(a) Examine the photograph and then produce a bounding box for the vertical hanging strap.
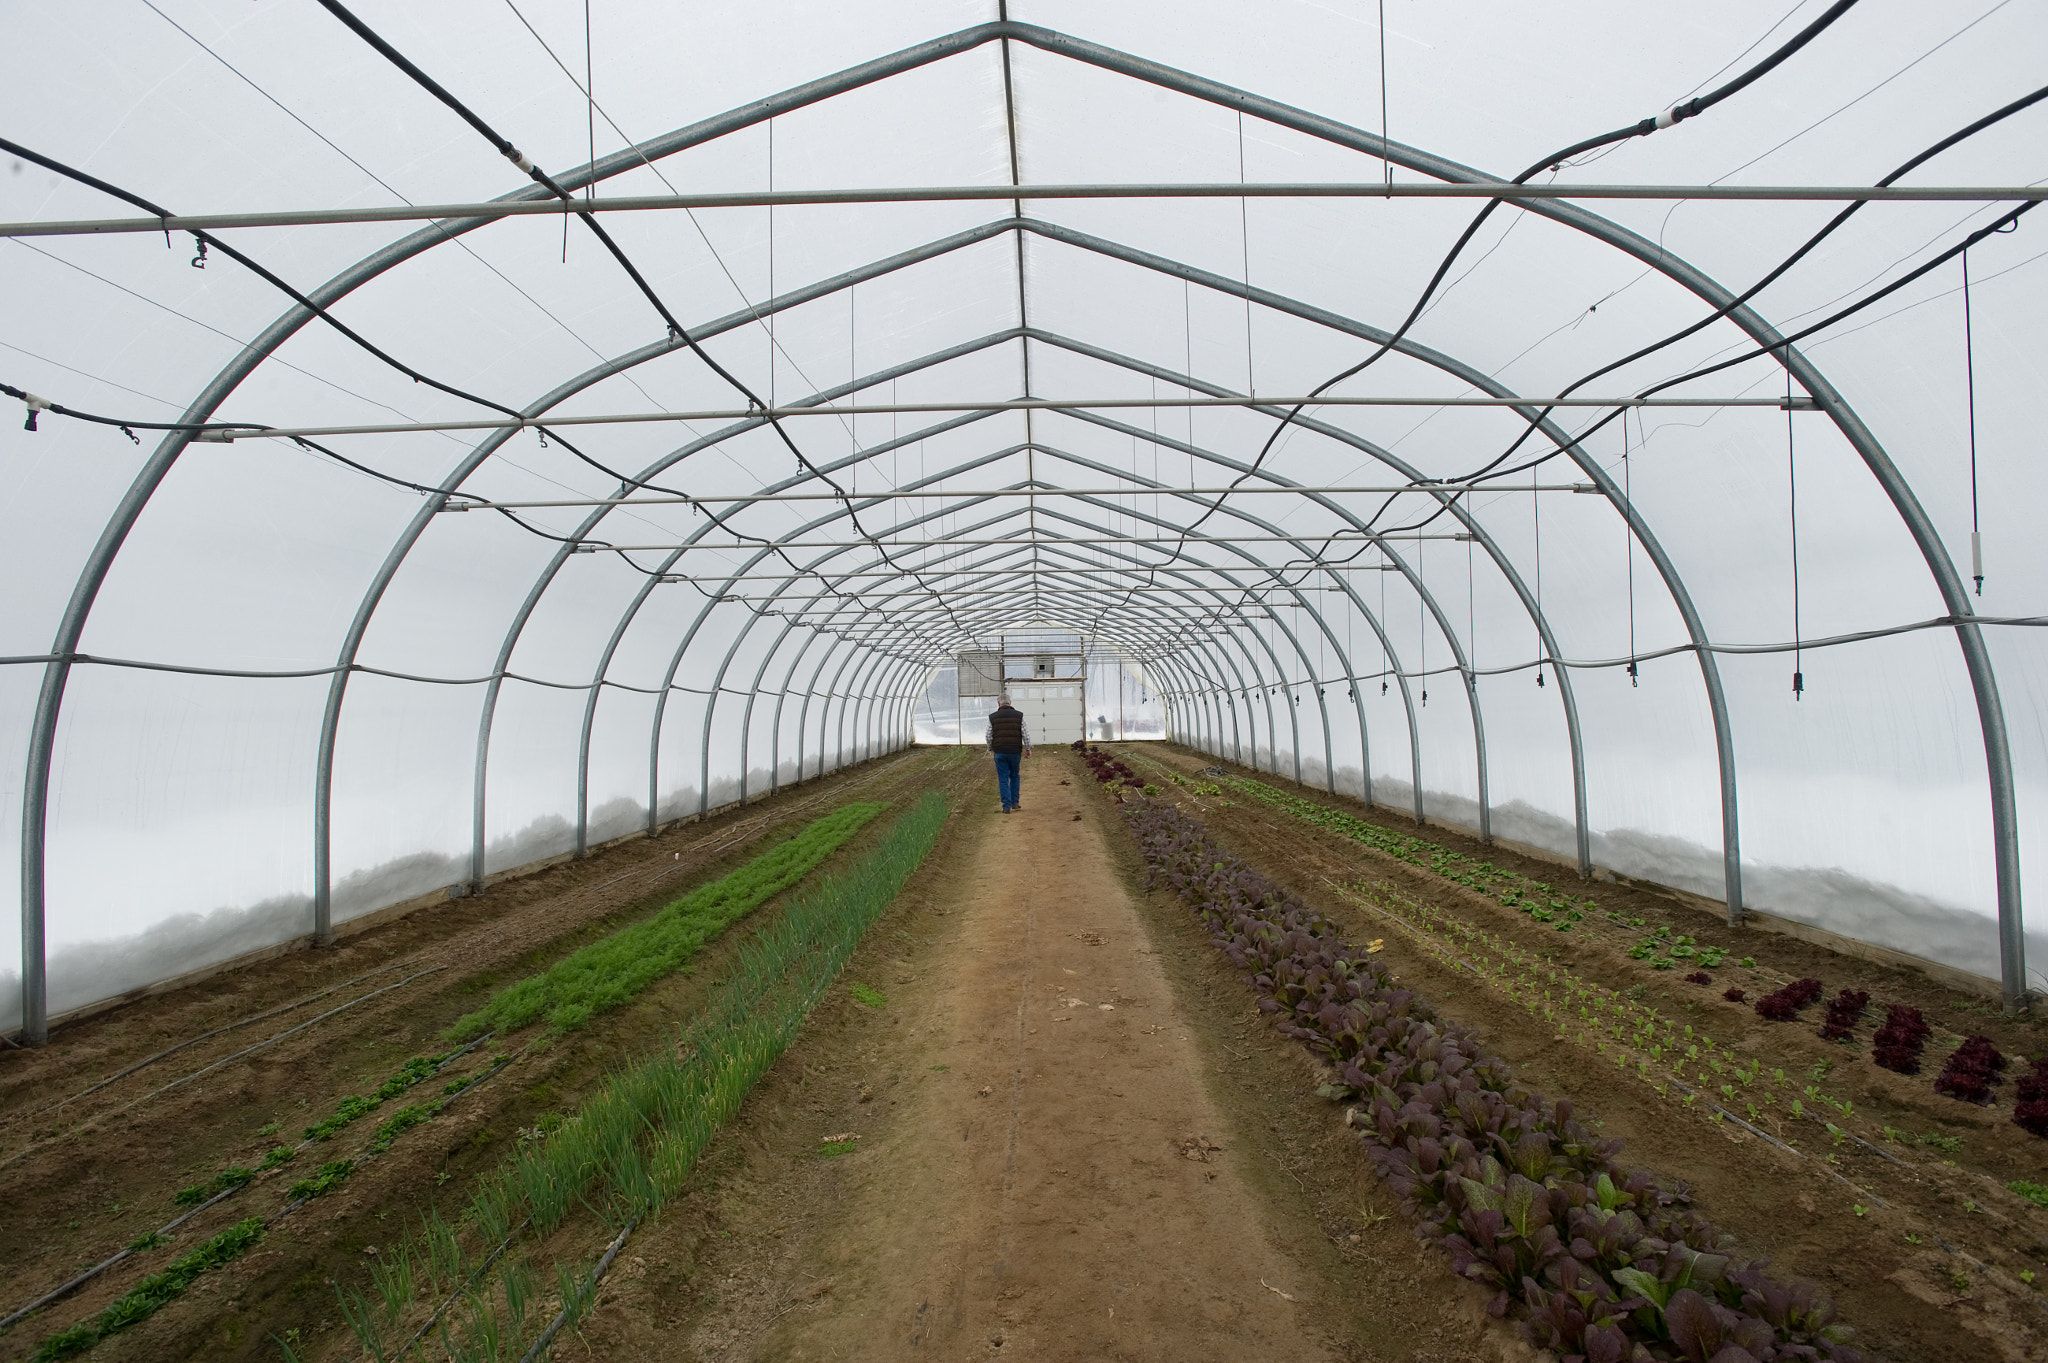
[1418,537,1427,707]
[1789,371,1803,699]
[1378,0,1391,193]
[1624,408,1638,686]
[1533,465,1544,687]
[1963,247,1983,595]
[1466,532,1476,690]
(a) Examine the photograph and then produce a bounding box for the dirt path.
[772,766,1344,1360]
[599,750,1500,1363]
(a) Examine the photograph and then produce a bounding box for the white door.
[1004,684,1084,745]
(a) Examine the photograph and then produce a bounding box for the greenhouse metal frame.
[5,3,2043,1047]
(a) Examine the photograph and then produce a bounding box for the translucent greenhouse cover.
[2,0,2044,1038]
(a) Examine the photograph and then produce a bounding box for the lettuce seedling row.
[1124,798,1870,1362]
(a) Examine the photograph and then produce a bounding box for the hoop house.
[4,0,2044,1045]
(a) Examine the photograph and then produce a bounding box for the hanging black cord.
[1789,371,1803,699]
[1141,0,1863,561]
[1379,80,2048,515]
[1963,247,1983,596]
[1624,408,1638,687]
[1403,80,2048,501]
[308,0,971,642]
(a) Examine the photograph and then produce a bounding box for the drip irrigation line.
[519,1215,637,1363]
[1360,80,2048,530]
[0,967,445,1172]
[17,958,414,1119]
[1,1036,500,1333]
[1421,194,2041,505]
[0,136,529,425]
[1133,0,1863,568]
[313,0,974,642]
[0,1181,244,1333]
[397,1215,534,1361]
[1789,371,1804,698]
[0,147,859,600]
[1963,247,1983,595]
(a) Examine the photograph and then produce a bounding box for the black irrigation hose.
[517,1215,637,1363]
[14,957,414,1120]
[1135,0,1864,571]
[309,0,977,641]
[0,1034,497,1333]
[0,146,871,599]
[1389,91,2048,508]
[0,966,444,1173]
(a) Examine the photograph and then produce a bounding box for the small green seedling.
[1851,1205,1867,1218]
[849,982,887,1008]
[2009,1180,2048,1209]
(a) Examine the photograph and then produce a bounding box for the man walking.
[985,693,1032,813]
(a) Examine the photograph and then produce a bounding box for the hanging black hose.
[1962,248,1983,596]
[1788,373,1804,699]
[1142,0,1865,561]
[308,0,977,642]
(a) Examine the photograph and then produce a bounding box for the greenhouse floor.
[2,744,2044,1361]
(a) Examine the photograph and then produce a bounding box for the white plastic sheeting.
[3,0,2044,1036]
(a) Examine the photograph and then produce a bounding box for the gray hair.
[998,693,1011,705]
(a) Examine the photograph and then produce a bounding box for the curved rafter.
[13,19,2030,1051]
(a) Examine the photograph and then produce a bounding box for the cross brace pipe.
[7,182,2040,238]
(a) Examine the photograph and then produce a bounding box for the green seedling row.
[449,800,886,1039]
[345,791,949,1361]
[1334,879,1881,1157]
[1219,775,1603,924]
[31,1219,265,1362]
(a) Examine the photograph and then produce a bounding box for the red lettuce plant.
[1933,1036,2005,1105]
[2013,1059,2048,1139]
[1817,989,1869,1043]
[1722,988,1746,1003]
[1124,801,1867,1363]
[1870,1005,1930,1075]
[1753,978,1823,1023]
[1684,971,1712,986]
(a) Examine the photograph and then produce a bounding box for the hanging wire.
[1467,530,1476,689]
[1418,538,1427,707]
[1380,565,1388,695]
[1963,247,1983,595]
[1789,370,1805,699]
[1238,110,1255,397]
[1378,0,1392,192]
[1625,409,1639,686]
[1533,463,1545,687]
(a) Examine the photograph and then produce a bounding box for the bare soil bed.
[1119,741,2048,1363]
[0,747,966,1362]
[8,739,2044,1362]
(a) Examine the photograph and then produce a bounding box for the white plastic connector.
[1971,531,1983,580]
[505,148,534,174]
[23,393,51,413]
[1655,108,1679,130]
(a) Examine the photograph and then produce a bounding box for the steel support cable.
[311,0,981,645]
[1119,0,1864,569]
[1386,81,2048,507]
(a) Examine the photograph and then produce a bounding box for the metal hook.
[190,238,209,269]
[120,425,139,445]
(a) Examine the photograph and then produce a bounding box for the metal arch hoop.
[18,23,2025,1044]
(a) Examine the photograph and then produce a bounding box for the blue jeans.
[992,750,1022,810]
